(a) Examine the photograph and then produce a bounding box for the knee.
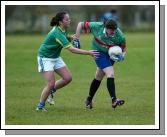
[47,80,55,89]
[107,74,115,78]
[95,74,104,81]
[95,73,104,81]
[105,72,114,78]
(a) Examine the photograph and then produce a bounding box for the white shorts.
[37,56,66,72]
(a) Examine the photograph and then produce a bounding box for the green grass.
[5,32,155,125]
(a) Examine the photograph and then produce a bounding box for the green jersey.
[81,22,126,53]
[38,26,72,58]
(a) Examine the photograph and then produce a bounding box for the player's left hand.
[116,55,125,61]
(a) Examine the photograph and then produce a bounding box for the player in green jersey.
[76,18,126,109]
[36,11,99,111]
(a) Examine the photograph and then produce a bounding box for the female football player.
[75,18,126,109]
[36,11,99,111]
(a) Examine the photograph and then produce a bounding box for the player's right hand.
[69,34,78,40]
[89,50,100,59]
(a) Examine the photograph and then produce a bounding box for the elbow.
[77,22,82,30]
[78,22,82,26]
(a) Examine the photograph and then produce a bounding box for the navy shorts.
[95,52,115,69]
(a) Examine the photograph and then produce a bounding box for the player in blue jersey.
[102,9,119,23]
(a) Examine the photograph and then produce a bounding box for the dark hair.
[110,9,117,14]
[50,11,68,26]
[105,19,117,30]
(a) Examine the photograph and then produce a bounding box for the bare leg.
[103,66,115,78]
[40,71,55,103]
[95,67,105,80]
[54,66,72,90]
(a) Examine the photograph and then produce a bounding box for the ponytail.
[50,16,58,26]
[50,11,67,27]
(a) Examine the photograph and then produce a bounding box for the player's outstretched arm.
[67,46,99,58]
[75,22,82,38]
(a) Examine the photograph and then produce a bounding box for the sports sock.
[107,77,117,102]
[51,88,57,94]
[87,79,101,101]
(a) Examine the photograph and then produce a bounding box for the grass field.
[5,32,155,125]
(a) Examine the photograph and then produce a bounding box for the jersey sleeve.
[120,37,126,52]
[117,28,126,52]
[81,22,99,33]
[55,33,72,49]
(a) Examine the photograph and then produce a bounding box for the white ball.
[108,46,122,61]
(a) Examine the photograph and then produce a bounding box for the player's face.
[106,28,116,35]
[62,14,71,28]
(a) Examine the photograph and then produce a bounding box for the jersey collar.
[104,28,117,37]
[58,26,66,32]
